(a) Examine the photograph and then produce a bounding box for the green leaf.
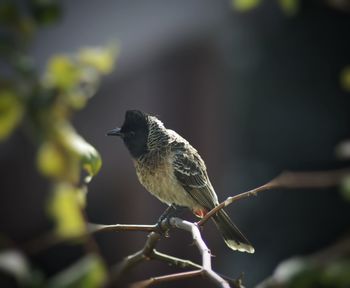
[37,141,66,179]
[13,53,35,76]
[78,45,118,74]
[58,124,102,183]
[46,55,81,90]
[340,66,350,92]
[0,1,19,25]
[340,175,350,202]
[29,0,61,26]
[322,260,350,286]
[37,123,101,184]
[48,183,86,238]
[278,0,299,16]
[0,90,23,141]
[47,254,106,288]
[232,0,261,12]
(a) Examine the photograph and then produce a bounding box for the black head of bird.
[107,110,149,158]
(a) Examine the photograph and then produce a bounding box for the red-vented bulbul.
[107,110,254,253]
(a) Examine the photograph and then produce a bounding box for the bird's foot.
[156,204,187,235]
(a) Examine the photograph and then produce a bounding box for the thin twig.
[152,249,202,269]
[130,270,203,288]
[88,223,157,233]
[24,223,157,255]
[198,168,350,226]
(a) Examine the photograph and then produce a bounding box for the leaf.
[274,257,308,283]
[66,90,89,110]
[340,175,350,202]
[29,0,61,26]
[232,0,261,12]
[46,55,81,90]
[0,250,30,283]
[47,254,106,288]
[0,1,19,25]
[37,123,101,184]
[278,0,299,16]
[0,90,23,141]
[37,141,66,179]
[78,45,118,74]
[48,183,86,238]
[340,66,350,92]
[322,260,350,287]
[335,140,350,159]
[58,124,102,183]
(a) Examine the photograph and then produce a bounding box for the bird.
[107,110,254,253]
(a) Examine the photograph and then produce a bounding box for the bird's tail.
[212,209,254,253]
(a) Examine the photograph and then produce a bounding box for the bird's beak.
[106,127,123,136]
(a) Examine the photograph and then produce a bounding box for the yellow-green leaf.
[278,0,299,16]
[37,142,66,179]
[46,55,80,90]
[232,0,261,12]
[341,175,350,202]
[47,254,106,288]
[340,66,350,92]
[66,90,88,110]
[78,45,118,74]
[0,90,23,141]
[57,124,102,183]
[36,140,81,184]
[48,183,86,238]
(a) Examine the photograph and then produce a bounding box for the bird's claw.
[155,204,187,235]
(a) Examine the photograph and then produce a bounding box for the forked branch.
[97,167,349,287]
[107,218,239,288]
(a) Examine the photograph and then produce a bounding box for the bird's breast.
[133,150,199,208]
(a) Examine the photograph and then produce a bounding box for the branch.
[151,250,240,286]
[109,231,161,282]
[88,223,157,233]
[152,250,202,269]
[130,270,202,288]
[107,218,242,288]
[170,218,231,288]
[198,168,350,226]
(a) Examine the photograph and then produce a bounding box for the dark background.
[1,0,350,287]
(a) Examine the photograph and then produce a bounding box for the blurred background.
[1,0,350,287]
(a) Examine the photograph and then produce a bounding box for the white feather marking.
[226,240,255,253]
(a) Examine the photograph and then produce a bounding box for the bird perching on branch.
[107,110,254,253]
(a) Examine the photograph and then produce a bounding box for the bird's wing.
[171,142,218,209]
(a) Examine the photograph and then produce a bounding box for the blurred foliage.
[48,184,87,238]
[336,140,350,160]
[0,249,44,287]
[277,0,299,16]
[47,254,106,288]
[231,0,299,15]
[232,0,262,12]
[0,0,117,287]
[340,66,350,92]
[258,240,350,288]
[29,0,62,26]
[335,140,350,201]
[340,175,350,202]
[0,90,24,140]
